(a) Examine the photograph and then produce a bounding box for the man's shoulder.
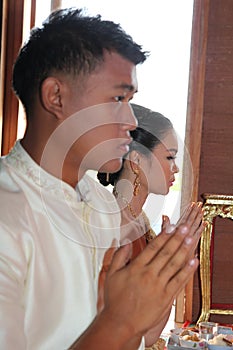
[0,156,31,227]
[0,156,21,193]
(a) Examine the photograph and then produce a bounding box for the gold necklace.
[113,188,155,243]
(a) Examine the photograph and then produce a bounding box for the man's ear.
[40,77,63,119]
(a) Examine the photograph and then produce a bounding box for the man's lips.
[118,138,132,153]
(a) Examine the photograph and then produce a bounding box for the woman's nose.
[173,162,179,173]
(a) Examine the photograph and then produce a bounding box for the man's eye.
[114,96,125,102]
[167,156,176,160]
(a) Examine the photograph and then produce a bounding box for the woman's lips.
[169,178,175,186]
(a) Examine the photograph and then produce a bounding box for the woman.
[97,104,203,347]
[98,103,181,257]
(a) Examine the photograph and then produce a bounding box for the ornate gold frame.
[197,193,233,324]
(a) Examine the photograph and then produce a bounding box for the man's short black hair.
[12,8,148,115]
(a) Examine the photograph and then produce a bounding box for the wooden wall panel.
[200,112,233,194]
[176,0,210,324]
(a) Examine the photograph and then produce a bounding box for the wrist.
[69,309,143,350]
[98,307,143,347]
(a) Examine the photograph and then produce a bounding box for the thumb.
[102,239,118,272]
[97,239,118,314]
[108,239,132,274]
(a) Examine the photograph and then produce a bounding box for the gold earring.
[133,169,140,196]
[106,173,110,182]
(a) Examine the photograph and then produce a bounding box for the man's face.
[59,51,139,178]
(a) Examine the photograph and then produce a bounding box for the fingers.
[131,204,203,281]
[132,223,200,291]
[185,202,204,236]
[167,256,199,295]
[188,202,202,222]
[155,230,197,282]
[182,220,207,265]
[134,224,190,267]
[177,202,204,237]
[151,225,195,268]
[179,202,201,223]
[191,220,207,249]
[101,225,200,336]
[161,202,204,240]
[176,202,194,226]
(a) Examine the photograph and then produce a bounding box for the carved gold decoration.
[197,193,233,324]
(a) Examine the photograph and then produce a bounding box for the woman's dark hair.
[97,103,173,186]
[12,8,148,115]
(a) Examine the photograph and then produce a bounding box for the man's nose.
[120,103,138,131]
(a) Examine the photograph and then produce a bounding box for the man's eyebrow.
[115,83,138,93]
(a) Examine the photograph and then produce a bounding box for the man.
[0,8,203,349]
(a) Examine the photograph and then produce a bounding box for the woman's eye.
[114,96,125,102]
[167,156,176,160]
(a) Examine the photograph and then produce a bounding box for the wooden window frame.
[0,0,35,155]
[175,0,210,325]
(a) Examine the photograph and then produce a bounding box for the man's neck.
[21,136,85,189]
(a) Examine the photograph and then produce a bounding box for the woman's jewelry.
[133,169,140,196]
[141,211,156,242]
[113,188,155,242]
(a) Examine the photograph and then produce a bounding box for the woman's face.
[141,129,179,195]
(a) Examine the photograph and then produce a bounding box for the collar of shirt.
[5,140,91,203]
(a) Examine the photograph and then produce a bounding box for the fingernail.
[189,258,196,266]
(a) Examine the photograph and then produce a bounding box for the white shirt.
[0,141,134,349]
